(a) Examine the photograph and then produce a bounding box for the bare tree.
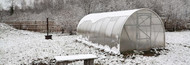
[0,4,2,22]
[81,0,93,14]
[9,0,15,15]
[21,0,27,10]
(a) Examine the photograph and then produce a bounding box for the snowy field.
[0,23,190,65]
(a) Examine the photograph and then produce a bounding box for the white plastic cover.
[77,8,165,52]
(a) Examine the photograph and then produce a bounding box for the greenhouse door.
[136,13,152,50]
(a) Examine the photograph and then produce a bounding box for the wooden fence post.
[19,21,22,30]
[35,21,37,32]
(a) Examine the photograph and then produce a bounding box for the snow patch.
[1,23,190,65]
[77,38,120,54]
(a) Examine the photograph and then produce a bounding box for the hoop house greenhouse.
[77,8,165,52]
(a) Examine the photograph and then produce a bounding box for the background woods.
[0,0,190,32]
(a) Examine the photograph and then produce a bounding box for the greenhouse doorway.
[136,13,152,50]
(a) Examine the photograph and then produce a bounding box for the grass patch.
[122,48,169,59]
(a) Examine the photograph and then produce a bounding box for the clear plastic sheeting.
[77,8,165,52]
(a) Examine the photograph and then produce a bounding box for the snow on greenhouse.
[77,8,165,52]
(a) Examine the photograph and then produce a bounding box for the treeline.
[0,0,190,31]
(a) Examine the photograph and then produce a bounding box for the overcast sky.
[0,0,11,10]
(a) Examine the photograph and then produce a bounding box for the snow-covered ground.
[0,23,190,65]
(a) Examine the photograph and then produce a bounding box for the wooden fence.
[4,21,62,33]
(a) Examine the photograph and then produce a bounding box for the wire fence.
[4,21,62,33]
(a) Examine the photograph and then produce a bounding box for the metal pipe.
[47,18,49,35]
